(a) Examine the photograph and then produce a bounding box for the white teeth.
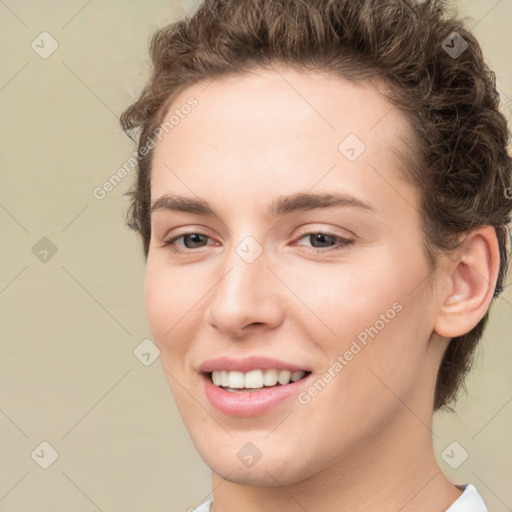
[227,371,245,389]
[210,368,307,390]
[277,370,291,385]
[244,369,264,388]
[263,368,278,386]
[212,371,221,386]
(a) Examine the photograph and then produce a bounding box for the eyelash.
[162,229,354,254]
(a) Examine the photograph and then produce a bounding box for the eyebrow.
[150,192,375,217]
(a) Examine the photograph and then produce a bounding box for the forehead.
[151,65,415,204]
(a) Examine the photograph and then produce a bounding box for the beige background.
[0,1,511,510]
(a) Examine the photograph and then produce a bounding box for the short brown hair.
[120,0,512,411]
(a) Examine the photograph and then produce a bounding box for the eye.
[294,231,353,253]
[162,230,353,254]
[163,231,215,253]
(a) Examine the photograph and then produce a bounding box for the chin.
[217,466,283,486]
[196,440,317,487]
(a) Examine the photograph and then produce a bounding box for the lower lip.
[202,373,311,417]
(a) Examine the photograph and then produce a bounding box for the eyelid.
[161,224,214,241]
[294,223,356,239]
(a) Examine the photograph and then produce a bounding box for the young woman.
[120,1,511,510]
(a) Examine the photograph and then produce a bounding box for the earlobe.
[434,226,500,338]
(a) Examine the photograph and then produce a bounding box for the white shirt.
[190,483,488,512]
[446,484,488,512]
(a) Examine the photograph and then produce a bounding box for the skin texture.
[145,65,499,511]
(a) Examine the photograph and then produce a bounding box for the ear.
[434,226,500,338]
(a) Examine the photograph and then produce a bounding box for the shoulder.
[445,484,488,512]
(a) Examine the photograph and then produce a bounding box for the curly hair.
[119,0,512,411]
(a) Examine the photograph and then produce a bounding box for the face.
[145,66,445,486]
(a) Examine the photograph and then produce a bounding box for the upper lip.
[199,356,311,373]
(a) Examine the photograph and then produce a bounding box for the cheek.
[286,256,412,347]
[144,263,169,340]
[295,303,431,448]
[143,259,198,352]
[290,246,432,389]
[323,289,432,415]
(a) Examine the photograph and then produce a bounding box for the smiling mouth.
[208,369,312,392]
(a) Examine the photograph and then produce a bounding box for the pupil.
[311,233,333,247]
[185,233,206,248]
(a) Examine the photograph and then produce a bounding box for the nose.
[204,241,285,339]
